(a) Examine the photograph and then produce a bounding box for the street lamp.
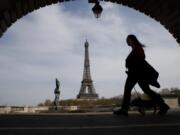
[91,0,103,18]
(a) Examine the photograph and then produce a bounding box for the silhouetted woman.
[114,34,169,116]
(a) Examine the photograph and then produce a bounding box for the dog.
[130,97,158,115]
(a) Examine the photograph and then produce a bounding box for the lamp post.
[91,0,103,18]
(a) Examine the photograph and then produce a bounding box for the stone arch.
[0,0,180,44]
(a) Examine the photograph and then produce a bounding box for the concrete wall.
[0,106,49,114]
[164,98,179,109]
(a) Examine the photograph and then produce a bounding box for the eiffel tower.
[77,40,99,99]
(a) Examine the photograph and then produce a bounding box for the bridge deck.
[1,111,180,135]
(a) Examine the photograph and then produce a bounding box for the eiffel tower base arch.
[77,93,99,100]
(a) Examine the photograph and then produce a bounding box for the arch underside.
[0,0,180,44]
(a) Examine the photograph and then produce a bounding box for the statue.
[54,78,60,110]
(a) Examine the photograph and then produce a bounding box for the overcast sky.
[0,0,179,106]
